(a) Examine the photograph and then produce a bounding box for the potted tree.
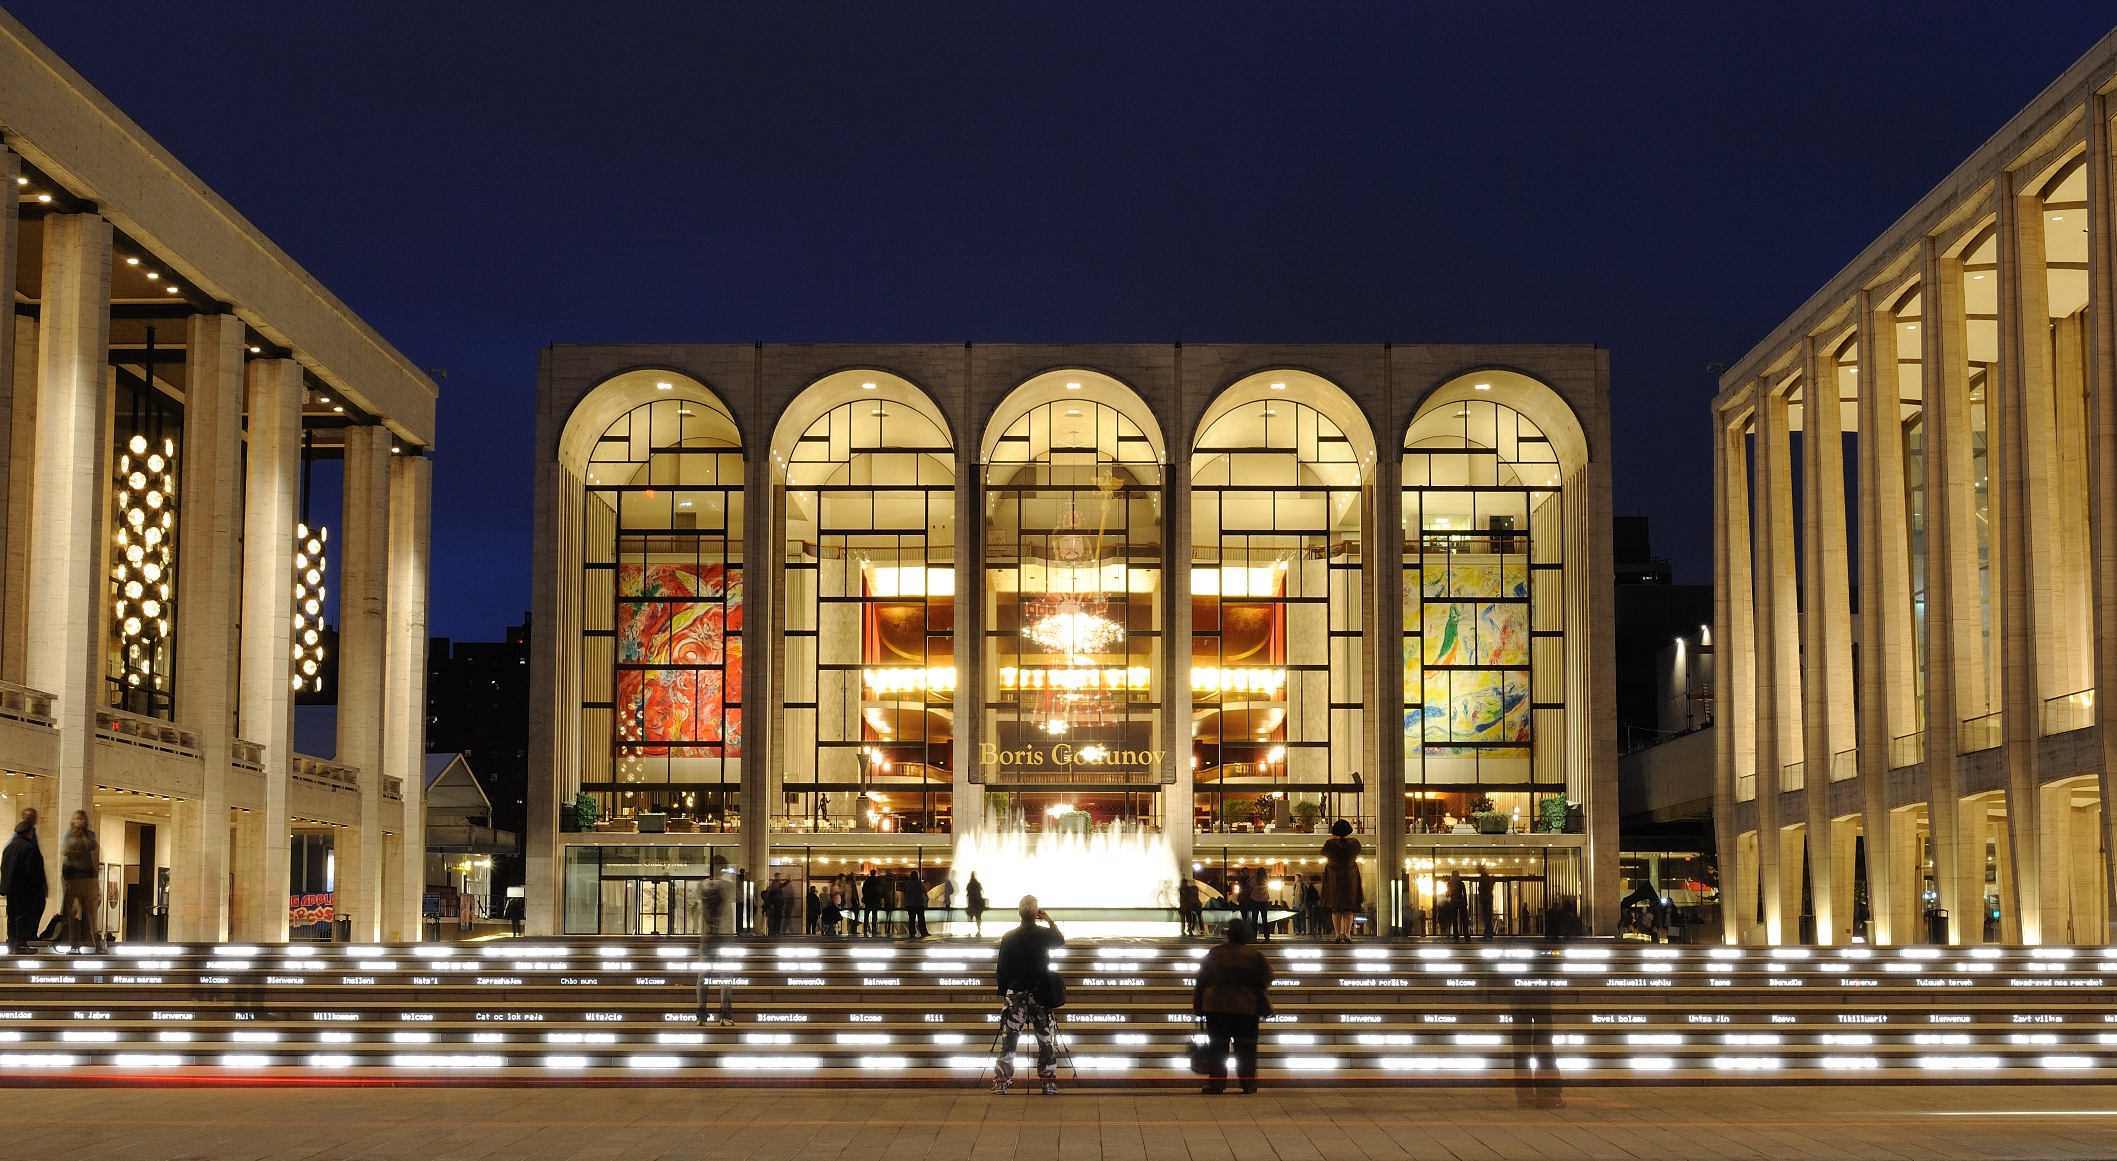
[1291,800,1323,833]
[573,792,599,833]
[1469,794,1509,835]
[1217,797,1257,832]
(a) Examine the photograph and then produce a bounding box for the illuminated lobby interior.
[529,346,1617,936]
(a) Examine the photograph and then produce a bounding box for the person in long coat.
[1319,818,1362,942]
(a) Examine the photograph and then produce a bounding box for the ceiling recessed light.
[12,177,23,186]
[144,271,158,280]
[1474,383,1490,391]
[1065,382,1082,391]
[1269,382,1285,391]
[1262,408,1278,416]
[35,194,49,203]
[655,382,672,391]
[861,381,877,390]
[332,406,344,413]
[319,396,330,403]
[125,257,139,266]
[391,446,402,454]
[165,286,178,293]
[248,346,261,353]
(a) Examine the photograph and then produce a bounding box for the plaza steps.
[0,937,2109,1085]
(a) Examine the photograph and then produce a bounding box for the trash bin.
[1923,908,1949,944]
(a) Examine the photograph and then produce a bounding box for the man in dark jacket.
[1193,917,1274,1093]
[861,871,887,937]
[0,809,45,954]
[902,874,928,939]
[992,895,1065,1095]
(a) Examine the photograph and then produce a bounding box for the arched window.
[577,382,745,830]
[776,373,955,836]
[1402,387,1568,831]
[982,372,1166,831]
[1190,380,1369,835]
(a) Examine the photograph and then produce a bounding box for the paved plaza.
[0,1084,2113,1160]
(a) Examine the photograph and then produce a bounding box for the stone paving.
[0,1083,2114,1160]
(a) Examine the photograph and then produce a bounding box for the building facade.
[529,344,1617,936]
[0,13,437,942]
[1714,30,2117,946]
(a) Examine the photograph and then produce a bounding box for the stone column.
[739,383,773,882]
[1166,429,1195,890]
[167,311,246,942]
[385,451,432,940]
[337,423,393,942]
[1922,236,1979,942]
[1996,172,2054,942]
[25,212,113,916]
[1371,440,1406,932]
[0,147,20,687]
[1799,340,1856,943]
[1713,402,1752,943]
[1855,291,1917,944]
[950,432,983,841]
[1751,383,1800,942]
[237,358,301,942]
[2088,93,2117,945]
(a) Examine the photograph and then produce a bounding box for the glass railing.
[1958,712,2001,754]
[1779,760,1805,793]
[1829,748,1857,782]
[1735,770,1756,802]
[1889,730,1925,769]
[2042,689,2094,736]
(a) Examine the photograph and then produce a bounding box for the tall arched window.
[1191,382,1369,834]
[1402,390,1567,829]
[579,386,745,830]
[777,374,955,835]
[982,374,1165,831]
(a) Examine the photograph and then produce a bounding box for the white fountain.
[950,822,1180,936]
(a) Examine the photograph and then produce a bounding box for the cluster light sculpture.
[291,523,329,692]
[112,434,176,691]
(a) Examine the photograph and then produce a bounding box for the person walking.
[1193,917,1273,1094]
[861,870,887,938]
[1476,867,1496,940]
[966,872,988,937]
[697,867,737,1025]
[1445,871,1468,941]
[903,873,929,939]
[1320,819,1362,942]
[1178,877,1203,937]
[0,808,44,954]
[805,885,823,935]
[58,810,100,950]
[992,895,1065,1095]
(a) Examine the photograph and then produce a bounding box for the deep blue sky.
[13,3,2115,641]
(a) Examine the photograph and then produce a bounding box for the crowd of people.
[752,868,983,938]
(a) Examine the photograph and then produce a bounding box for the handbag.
[1188,1016,1217,1076]
[1033,968,1067,1009]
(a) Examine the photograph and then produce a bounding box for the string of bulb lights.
[112,434,176,693]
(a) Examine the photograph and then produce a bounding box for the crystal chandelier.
[1023,499,1123,664]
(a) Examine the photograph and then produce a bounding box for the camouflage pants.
[994,990,1056,1079]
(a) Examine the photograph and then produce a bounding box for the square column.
[1713,401,1757,943]
[1798,340,1856,942]
[167,311,247,942]
[1751,384,1801,942]
[1165,423,1195,883]
[236,358,302,942]
[2088,92,2117,944]
[337,423,394,942]
[1855,291,1917,943]
[0,147,21,687]
[25,212,112,913]
[1371,442,1405,931]
[385,451,432,940]
[950,435,984,840]
[740,393,773,883]
[1921,236,1980,942]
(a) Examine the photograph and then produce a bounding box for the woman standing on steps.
[1320,818,1362,942]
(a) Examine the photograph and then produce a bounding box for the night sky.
[11,3,2115,642]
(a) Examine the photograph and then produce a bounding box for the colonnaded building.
[1714,31,2117,946]
[0,14,437,942]
[528,345,1617,936]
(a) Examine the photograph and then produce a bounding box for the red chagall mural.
[616,563,742,755]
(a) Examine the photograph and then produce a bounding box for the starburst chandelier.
[1023,601,1123,661]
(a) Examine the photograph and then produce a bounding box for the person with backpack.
[1193,917,1274,1093]
[991,895,1064,1095]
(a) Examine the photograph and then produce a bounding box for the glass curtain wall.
[983,396,1165,830]
[1402,399,1565,833]
[578,395,745,833]
[1190,398,1364,835]
[779,395,956,836]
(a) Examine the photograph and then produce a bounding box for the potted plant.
[1537,795,1570,834]
[1217,797,1256,831]
[573,792,599,833]
[1469,794,1509,835]
[1292,800,1323,832]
